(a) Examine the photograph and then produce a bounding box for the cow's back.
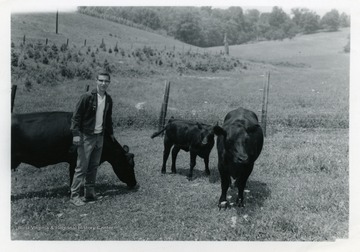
[224,107,259,127]
[12,112,74,168]
[166,120,201,146]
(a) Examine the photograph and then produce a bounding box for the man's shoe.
[70,197,86,206]
[84,195,103,203]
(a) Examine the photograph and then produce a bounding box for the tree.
[242,9,260,41]
[201,17,223,47]
[339,12,350,27]
[269,7,289,28]
[174,11,203,46]
[321,9,340,31]
[227,6,245,30]
[267,7,295,40]
[291,8,320,34]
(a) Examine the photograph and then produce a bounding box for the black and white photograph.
[1,0,359,251]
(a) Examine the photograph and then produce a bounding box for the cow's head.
[198,123,216,145]
[214,120,260,165]
[102,134,138,189]
[191,123,216,152]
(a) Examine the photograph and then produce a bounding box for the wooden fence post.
[85,84,89,92]
[23,35,26,44]
[11,85,17,113]
[84,39,87,46]
[66,38,69,46]
[224,32,229,55]
[158,80,171,135]
[261,71,270,137]
[55,10,59,34]
[45,38,48,45]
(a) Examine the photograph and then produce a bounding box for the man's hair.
[97,71,110,81]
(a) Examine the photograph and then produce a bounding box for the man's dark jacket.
[71,88,113,137]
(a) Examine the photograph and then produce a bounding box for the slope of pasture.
[11,12,196,50]
[10,14,349,241]
[211,29,350,129]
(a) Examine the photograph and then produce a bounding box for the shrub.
[344,41,350,53]
[60,43,68,52]
[34,49,42,61]
[75,63,93,80]
[27,47,35,59]
[47,50,54,59]
[73,53,80,62]
[25,78,32,90]
[19,60,27,70]
[100,39,107,51]
[103,59,111,73]
[120,48,125,57]
[42,56,49,65]
[59,63,75,78]
[35,41,42,51]
[142,46,155,57]
[11,50,19,67]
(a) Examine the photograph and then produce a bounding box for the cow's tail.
[151,117,175,139]
[151,127,167,139]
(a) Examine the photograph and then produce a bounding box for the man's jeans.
[70,132,103,199]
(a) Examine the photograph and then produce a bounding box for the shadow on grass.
[11,183,137,202]
[227,180,271,215]
[175,167,214,180]
[208,168,271,213]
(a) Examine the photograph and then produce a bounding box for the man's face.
[97,74,110,93]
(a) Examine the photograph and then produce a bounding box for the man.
[70,71,114,206]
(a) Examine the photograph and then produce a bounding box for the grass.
[10,12,349,241]
[11,127,348,241]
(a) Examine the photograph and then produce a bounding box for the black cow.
[11,111,137,189]
[214,107,263,208]
[151,118,215,180]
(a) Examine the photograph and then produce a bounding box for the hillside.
[11,11,243,91]
[11,12,196,50]
[210,28,350,69]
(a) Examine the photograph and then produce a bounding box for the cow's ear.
[247,124,260,133]
[214,125,226,136]
[123,145,129,153]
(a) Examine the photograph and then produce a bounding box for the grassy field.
[10,12,349,241]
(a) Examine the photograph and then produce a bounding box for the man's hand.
[73,136,81,145]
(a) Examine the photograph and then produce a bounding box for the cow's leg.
[218,163,230,208]
[236,163,254,207]
[161,140,172,174]
[171,145,180,174]
[188,152,197,180]
[203,155,210,176]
